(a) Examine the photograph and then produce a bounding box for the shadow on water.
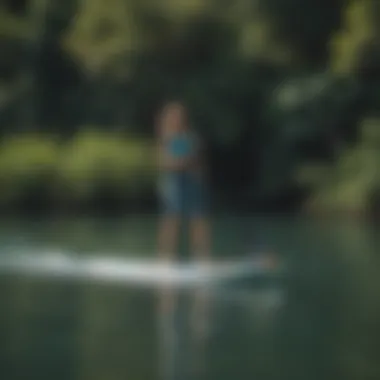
[0,216,379,380]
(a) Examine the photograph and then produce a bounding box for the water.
[0,216,379,380]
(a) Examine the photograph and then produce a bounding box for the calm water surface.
[0,216,379,380]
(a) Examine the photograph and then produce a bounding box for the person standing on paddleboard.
[156,101,210,261]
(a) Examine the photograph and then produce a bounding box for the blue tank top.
[166,133,195,158]
[162,132,203,179]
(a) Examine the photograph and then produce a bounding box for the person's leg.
[189,177,211,260]
[157,217,179,375]
[190,216,211,261]
[190,219,211,378]
[157,215,180,261]
[188,178,212,376]
[157,215,179,321]
[157,174,182,260]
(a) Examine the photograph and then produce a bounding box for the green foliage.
[1,0,377,212]
[0,8,28,38]
[55,129,156,204]
[258,0,342,66]
[360,117,380,146]
[0,131,155,209]
[0,134,58,205]
[295,164,332,187]
[306,117,380,213]
[63,0,143,77]
[329,0,379,76]
[59,0,341,80]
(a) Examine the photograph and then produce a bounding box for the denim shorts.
[159,172,207,217]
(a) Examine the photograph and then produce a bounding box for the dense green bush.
[0,134,58,206]
[0,131,156,210]
[305,117,380,214]
[55,130,156,205]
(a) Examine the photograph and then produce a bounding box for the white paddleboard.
[0,250,281,287]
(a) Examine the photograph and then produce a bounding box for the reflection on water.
[0,216,379,380]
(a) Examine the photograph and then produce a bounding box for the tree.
[329,0,380,76]
[258,0,343,67]
[63,0,143,78]
[225,0,296,65]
